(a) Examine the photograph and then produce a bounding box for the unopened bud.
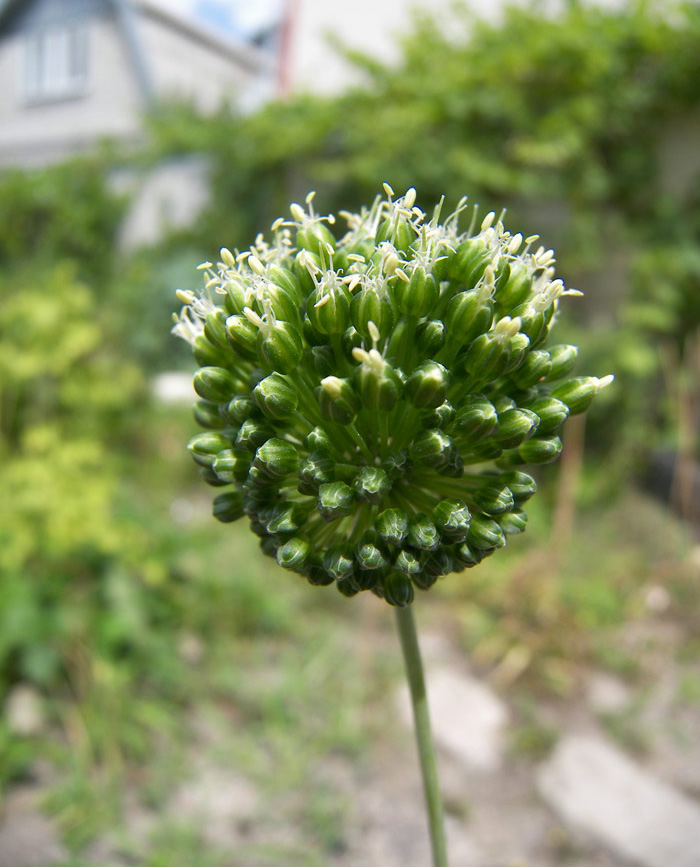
[468,513,506,550]
[318,481,354,521]
[433,499,471,540]
[473,481,515,515]
[410,429,455,469]
[277,537,311,572]
[451,395,498,441]
[212,490,244,523]
[354,466,391,504]
[253,372,298,419]
[376,508,409,545]
[518,434,563,464]
[383,571,414,607]
[318,376,360,424]
[495,408,540,449]
[407,513,440,550]
[194,367,238,404]
[406,361,450,409]
[253,438,299,478]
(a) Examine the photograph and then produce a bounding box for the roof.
[0,0,271,104]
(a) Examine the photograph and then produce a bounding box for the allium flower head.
[174,186,612,606]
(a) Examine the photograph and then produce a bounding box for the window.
[24,25,89,103]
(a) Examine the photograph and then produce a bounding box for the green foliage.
[0,263,152,688]
[0,157,125,283]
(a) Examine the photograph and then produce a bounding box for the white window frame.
[24,24,89,104]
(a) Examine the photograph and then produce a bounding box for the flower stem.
[394,604,449,867]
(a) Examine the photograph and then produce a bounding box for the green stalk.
[394,604,449,867]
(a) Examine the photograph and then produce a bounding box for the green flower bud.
[444,237,490,285]
[494,408,540,449]
[376,215,415,253]
[395,549,422,575]
[309,345,335,377]
[550,376,611,415]
[473,481,514,515]
[421,401,455,430]
[253,438,299,478]
[353,349,403,412]
[307,565,335,586]
[356,534,389,571]
[504,332,531,373]
[354,466,391,504]
[323,544,355,582]
[415,319,446,356]
[407,513,440,551]
[510,349,552,389]
[463,333,510,381]
[295,219,336,257]
[193,399,227,430]
[307,283,351,335]
[342,325,363,358]
[265,502,307,535]
[265,284,302,325]
[498,510,527,535]
[382,449,409,480]
[351,286,395,340]
[527,396,569,434]
[225,315,258,359]
[192,334,229,368]
[199,465,229,487]
[518,435,563,464]
[223,279,246,315]
[194,367,238,404]
[412,570,438,591]
[318,481,354,521]
[212,448,250,483]
[395,265,438,317]
[468,513,506,550]
[451,395,498,442]
[406,361,450,409]
[545,344,578,381]
[445,291,493,346]
[259,320,303,374]
[383,571,415,607]
[253,373,299,419]
[498,470,537,503]
[212,490,244,523]
[495,259,532,310]
[298,451,334,494]
[410,429,455,469]
[268,265,303,304]
[306,426,332,452]
[454,542,484,568]
[223,394,257,425]
[376,508,409,546]
[277,537,311,572]
[318,376,360,424]
[188,431,230,468]
[337,577,361,597]
[203,308,229,348]
[511,304,549,349]
[433,499,471,541]
[235,419,274,452]
[423,548,454,577]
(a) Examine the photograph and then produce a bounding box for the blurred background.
[1,0,699,864]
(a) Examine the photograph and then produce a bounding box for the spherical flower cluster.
[173,185,612,606]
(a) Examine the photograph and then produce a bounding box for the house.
[0,0,275,167]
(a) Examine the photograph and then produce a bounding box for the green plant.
[174,184,610,864]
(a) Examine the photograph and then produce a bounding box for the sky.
[149,0,283,39]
